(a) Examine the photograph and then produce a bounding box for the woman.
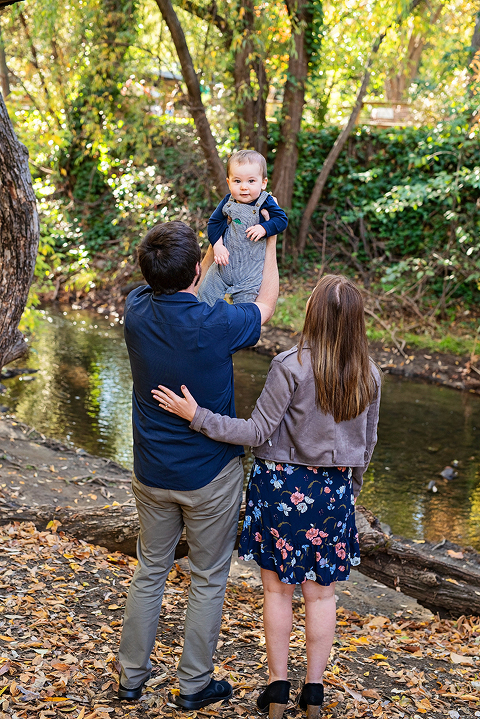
[152,275,381,719]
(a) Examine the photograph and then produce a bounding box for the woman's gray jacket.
[190,346,382,497]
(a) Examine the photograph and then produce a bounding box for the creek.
[3,307,480,549]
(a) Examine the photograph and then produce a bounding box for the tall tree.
[176,0,270,154]
[470,8,480,57]
[270,0,317,212]
[155,0,228,195]
[384,3,443,102]
[233,0,268,154]
[0,92,39,370]
[297,0,424,254]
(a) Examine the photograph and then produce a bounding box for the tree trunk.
[297,65,374,254]
[254,59,268,157]
[3,498,479,617]
[234,0,255,149]
[356,506,480,618]
[0,27,10,98]
[0,93,39,371]
[175,0,268,158]
[297,0,424,255]
[271,0,313,214]
[470,9,480,60]
[233,0,268,155]
[384,4,442,103]
[154,0,228,196]
[385,33,425,103]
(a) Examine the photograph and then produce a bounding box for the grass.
[271,283,480,358]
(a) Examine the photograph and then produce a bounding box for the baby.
[198,150,288,306]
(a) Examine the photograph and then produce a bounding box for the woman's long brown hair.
[298,275,378,423]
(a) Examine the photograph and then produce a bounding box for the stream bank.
[38,285,480,396]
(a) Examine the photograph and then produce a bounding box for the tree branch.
[297,0,425,254]
[176,0,232,45]
[154,0,227,196]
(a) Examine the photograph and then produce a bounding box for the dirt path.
[0,416,132,512]
[0,522,478,719]
[1,417,479,717]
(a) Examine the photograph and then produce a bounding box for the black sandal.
[298,682,324,718]
[257,680,291,718]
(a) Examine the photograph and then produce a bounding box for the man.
[118,220,278,709]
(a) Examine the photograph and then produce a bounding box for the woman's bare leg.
[301,580,336,683]
[261,568,296,683]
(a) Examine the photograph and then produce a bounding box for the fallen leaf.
[401,644,422,655]
[42,696,69,702]
[99,625,114,634]
[362,688,382,700]
[415,697,433,713]
[343,683,368,703]
[46,519,62,532]
[450,652,474,665]
[446,550,464,559]
[351,636,370,645]
[366,615,389,628]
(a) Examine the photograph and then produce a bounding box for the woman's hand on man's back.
[151,384,198,422]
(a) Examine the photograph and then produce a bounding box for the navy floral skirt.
[238,458,360,585]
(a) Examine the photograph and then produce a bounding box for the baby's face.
[227,161,267,204]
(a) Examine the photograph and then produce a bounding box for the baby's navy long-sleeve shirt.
[207,193,288,246]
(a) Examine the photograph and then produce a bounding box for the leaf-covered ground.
[0,522,479,719]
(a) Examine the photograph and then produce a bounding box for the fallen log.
[1,499,479,617]
[355,507,480,617]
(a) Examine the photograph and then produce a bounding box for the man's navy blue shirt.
[124,286,261,490]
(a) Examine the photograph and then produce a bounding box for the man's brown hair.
[137,221,201,294]
[298,275,379,423]
[226,150,267,179]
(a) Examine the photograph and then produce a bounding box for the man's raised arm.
[198,244,214,287]
[255,234,279,325]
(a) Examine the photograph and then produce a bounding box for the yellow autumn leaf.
[42,697,69,702]
[370,653,389,660]
[351,636,370,645]
[46,519,62,531]
[415,697,433,712]
[0,636,14,642]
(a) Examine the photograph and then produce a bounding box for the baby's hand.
[213,238,230,265]
[246,224,267,242]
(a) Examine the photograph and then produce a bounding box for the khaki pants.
[118,456,243,694]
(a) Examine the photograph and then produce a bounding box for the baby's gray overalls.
[198,190,269,306]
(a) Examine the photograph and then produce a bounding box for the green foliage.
[271,290,311,331]
[293,120,480,309]
[2,0,479,322]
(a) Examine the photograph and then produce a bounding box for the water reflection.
[3,308,480,548]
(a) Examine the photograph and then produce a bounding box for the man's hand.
[213,238,230,265]
[246,223,267,242]
[151,384,198,423]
